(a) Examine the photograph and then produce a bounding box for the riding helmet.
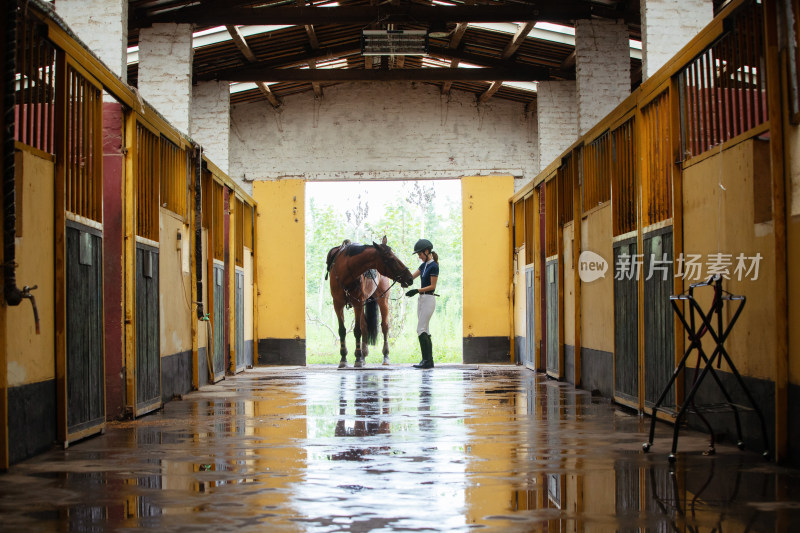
[413,239,433,254]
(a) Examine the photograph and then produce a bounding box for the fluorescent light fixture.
[362,30,429,56]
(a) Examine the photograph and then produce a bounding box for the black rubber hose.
[3,0,22,306]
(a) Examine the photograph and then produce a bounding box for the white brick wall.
[576,19,630,135]
[56,0,128,82]
[191,81,230,174]
[640,0,713,80]
[138,24,194,135]
[537,81,578,171]
[229,82,538,194]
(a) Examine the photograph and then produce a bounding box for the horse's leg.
[360,311,369,359]
[379,296,390,365]
[353,304,364,367]
[335,303,348,368]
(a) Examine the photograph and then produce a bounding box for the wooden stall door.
[212,263,225,377]
[234,270,245,373]
[524,266,536,369]
[546,260,560,377]
[643,228,675,409]
[65,224,105,438]
[135,244,160,414]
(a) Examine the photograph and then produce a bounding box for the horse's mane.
[342,244,369,256]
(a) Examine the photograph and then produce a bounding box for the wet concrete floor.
[2,365,800,532]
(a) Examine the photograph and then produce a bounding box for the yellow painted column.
[253,180,306,365]
[462,175,514,363]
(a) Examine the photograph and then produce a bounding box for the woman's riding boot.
[413,334,427,368]
[419,333,434,369]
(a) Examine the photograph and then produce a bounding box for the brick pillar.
[537,81,578,170]
[575,19,630,136]
[56,0,128,82]
[138,23,194,135]
[640,0,713,81]
[191,81,230,175]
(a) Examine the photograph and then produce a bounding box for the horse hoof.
[338,360,347,369]
[354,358,364,368]
[382,357,390,365]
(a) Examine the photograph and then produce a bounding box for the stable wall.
[682,138,777,448]
[462,175,514,363]
[578,205,614,397]
[3,148,56,464]
[253,179,305,365]
[229,83,537,193]
[159,209,193,401]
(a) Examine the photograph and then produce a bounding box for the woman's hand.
[405,289,419,297]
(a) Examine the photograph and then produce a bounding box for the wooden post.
[508,199,516,363]
[123,113,137,415]
[190,153,199,390]
[228,191,236,374]
[573,148,583,387]
[252,201,259,366]
[669,79,686,409]
[635,104,645,412]
[763,0,788,461]
[53,50,68,441]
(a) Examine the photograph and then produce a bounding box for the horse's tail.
[364,297,379,346]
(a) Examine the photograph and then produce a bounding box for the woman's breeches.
[416,294,436,335]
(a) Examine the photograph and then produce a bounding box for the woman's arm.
[411,269,421,280]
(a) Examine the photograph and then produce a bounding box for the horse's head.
[373,236,414,288]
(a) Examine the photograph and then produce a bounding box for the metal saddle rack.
[642,276,771,461]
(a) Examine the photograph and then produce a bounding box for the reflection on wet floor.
[2,365,800,532]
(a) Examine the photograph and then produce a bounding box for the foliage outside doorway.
[305,180,463,364]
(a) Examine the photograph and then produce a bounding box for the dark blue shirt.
[418,261,439,290]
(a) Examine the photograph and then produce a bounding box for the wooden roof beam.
[220,66,550,82]
[256,81,282,107]
[296,0,322,97]
[502,22,534,59]
[226,25,283,107]
[478,81,503,103]
[142,4,594,26]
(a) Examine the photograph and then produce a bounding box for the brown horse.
[326,236,413,368]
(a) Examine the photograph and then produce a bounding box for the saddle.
[325,239,351,280]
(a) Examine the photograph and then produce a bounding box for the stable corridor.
[1,366,799,531]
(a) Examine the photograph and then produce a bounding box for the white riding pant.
[416,294,436,335]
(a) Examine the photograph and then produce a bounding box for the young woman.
[406,239,439,369]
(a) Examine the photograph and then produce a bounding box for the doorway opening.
[304,180,463,365]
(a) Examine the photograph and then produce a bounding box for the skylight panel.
[128,25,294,65]
[230,81,277,94]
